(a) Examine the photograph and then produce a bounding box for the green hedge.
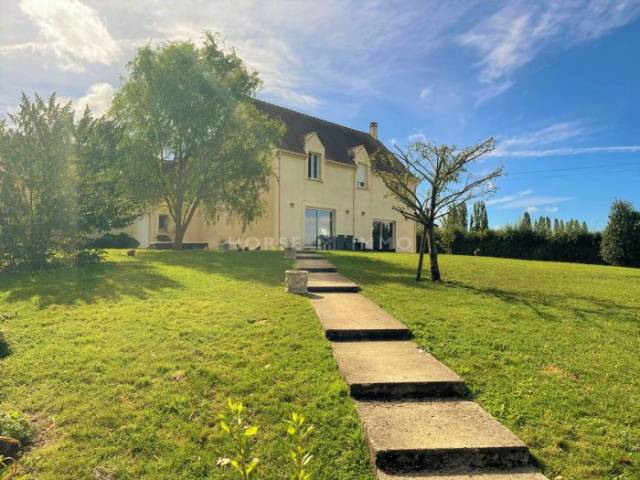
[89,233,140,249]
[436,228,603,265]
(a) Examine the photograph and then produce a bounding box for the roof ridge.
[253,98,373,139]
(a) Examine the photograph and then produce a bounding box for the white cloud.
[474,80,513,106]
[408,131,427,143]
[460,1,640,98]
[68,82,115,120]
[15,0,121,72]
[486,189,533,205]
[499,121,593,148]
[492,144,640,158]
[545,206,559,213]
[419,87,431,100]
[490,120,640,158]
[487,190,571,210]
[504,196,572,209]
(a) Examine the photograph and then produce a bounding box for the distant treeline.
[438,228,603,264]
[418,200,640,267]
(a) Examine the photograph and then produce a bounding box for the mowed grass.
[326,251,640,480]
[0,251,372,480]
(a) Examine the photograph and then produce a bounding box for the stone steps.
[377,468,548,479]
[310,293,411,341]
[295,253,325,260]
[307,272,361,293]
[295,258,337,272]
[294,262,547,479]
[357,400,530,473]
[331,341,465,399]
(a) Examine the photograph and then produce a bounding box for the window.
[307,152,320,179]
[158,214,169,232]
[304,208,334,248]
[356,163,368,188]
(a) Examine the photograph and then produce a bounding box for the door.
[304,208,334,248]
[372,220,395,251]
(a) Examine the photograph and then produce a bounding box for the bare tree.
[374,139,502,281]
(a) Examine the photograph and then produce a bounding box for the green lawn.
[0,251,372,479]
[326,251,640,480]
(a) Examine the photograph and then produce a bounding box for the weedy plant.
[285,412,314,480]
[0,436,20,479]
[217,399,260,479]
[217,401,315,479]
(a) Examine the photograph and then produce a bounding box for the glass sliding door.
[372,220,395,251]
[304,208,334,249]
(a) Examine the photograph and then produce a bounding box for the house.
[125,100,416,252]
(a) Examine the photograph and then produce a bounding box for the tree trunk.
[426,226,441,281]
[173,226,185,250]
[416,227,427,281]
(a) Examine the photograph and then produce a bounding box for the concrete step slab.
[295,258,337,272]
[332,341,465,399]
[295,253,325,260]
[377,468,547,479]
[307,272,360,293]
[357,400,530,472]
[309,293,411,341]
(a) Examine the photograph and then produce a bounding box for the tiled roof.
[253,99,390,167]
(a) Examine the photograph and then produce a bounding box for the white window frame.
[356,163,368,189]
[307,152,320,180]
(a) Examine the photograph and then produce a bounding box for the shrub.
[90,233,140,249]
[600,201,640,267]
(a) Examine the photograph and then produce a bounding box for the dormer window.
[356,163,368,189]
[307,152,320,179]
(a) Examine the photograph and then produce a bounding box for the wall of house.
[125,143,415,252]
[275,136,415,252]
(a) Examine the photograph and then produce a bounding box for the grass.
[325,251,640,480]
[0,250,372,480]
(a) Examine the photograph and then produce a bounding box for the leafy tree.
[0,95,137,269]
[374,139,501,281]
[600,200,640,267]
[0,94,78,268]
[457,203,468,231]
[533,216,552,236]
[75,109,140,234]
[444,203,468,231]
[470,200,489,231]
[110,33,285,248]
[520,211,532,231]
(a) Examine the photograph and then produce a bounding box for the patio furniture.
[344,235,354,250]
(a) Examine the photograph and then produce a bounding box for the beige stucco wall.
[126,141,415,252]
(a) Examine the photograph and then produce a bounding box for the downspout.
[352,162,356,239]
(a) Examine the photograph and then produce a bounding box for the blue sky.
[1,0,639,229]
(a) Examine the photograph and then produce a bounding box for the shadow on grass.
[328,253,638,324]
[0,332,10,359]
[1,261,184,309]
[146,249,288,287]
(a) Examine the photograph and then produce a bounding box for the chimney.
[369,121,378,140]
